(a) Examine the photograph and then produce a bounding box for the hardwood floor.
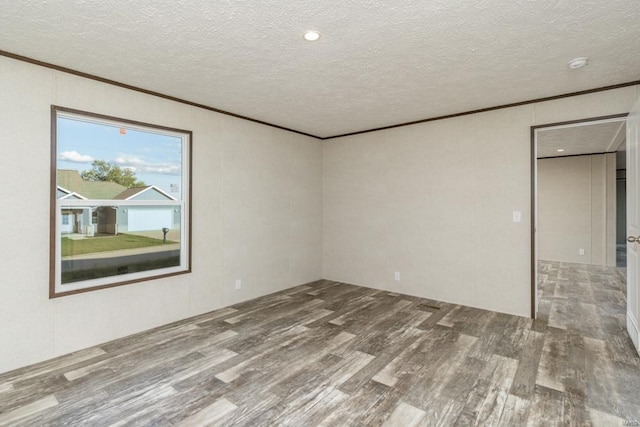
[1,262,639,426]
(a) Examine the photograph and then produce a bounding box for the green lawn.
[61,233,172,257]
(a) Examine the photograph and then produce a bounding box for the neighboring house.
[110,185,179,234]
[57,185,90,234]
[57,170,178,235]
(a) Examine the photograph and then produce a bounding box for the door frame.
[529,113,629,318]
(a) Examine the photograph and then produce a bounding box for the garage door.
[128,208,172,231]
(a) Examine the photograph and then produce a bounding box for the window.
[50,106,191,297]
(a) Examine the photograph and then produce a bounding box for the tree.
[81,160,146,188]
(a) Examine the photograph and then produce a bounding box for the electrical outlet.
[512,211,522,223]
[394,272,401,281]
[235,279,242,290]
[579,248,585,256]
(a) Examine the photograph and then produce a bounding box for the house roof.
[57,170,176,200]
[113,186,176,201]
[112,187,148,200]
[58,191,87,200]
[57,170,127,200]
[82,180,128,200]
[57,170,85,194]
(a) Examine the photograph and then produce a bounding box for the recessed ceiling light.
[557,149,565,152]
[568,57,588,69]
[303,30,320,41]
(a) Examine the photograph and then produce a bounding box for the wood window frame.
[50,106,192,298]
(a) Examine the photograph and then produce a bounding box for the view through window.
[51,107,191,297]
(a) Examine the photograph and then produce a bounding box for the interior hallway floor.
[0,262,639,426]
[536,260,640,424]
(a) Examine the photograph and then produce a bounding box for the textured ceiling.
[1,1,639,138]
[537,120,626,158]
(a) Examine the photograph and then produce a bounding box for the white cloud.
[113,156,180,175]
[59,150,94,163]
[142,165,181,174]
[114,156,145,166]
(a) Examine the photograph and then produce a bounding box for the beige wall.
[323,86,639,318]
[537,154,617,265]
[0,56,323,373]
[1,53,638,373]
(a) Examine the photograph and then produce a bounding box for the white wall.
[1,53,638,373]
[323,85,639,318]
[538,153,616,265]
[0,56,323,373]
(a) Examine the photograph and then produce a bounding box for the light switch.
[512,211,521,223]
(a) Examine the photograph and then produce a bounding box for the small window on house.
[50,106,191,297]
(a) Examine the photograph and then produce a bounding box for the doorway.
[531,114,628,318]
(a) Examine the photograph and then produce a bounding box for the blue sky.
[57,117,183,197]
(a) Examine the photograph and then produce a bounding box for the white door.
[626,95,640,356]
[60,213,73,233]
[128,208,172,231]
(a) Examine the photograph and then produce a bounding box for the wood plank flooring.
[1,261,639,425]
